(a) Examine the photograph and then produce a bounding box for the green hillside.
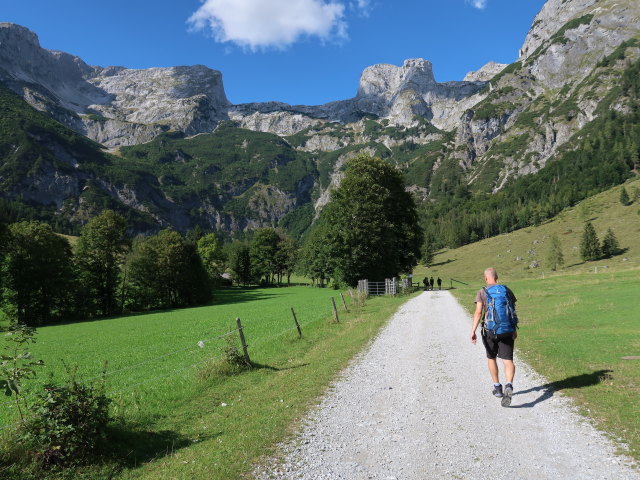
[415,176,640,284]
[0,83,159,232]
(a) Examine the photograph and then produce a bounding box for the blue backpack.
[483,285,518,336]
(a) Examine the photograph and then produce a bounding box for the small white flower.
[197,341,205,348]
[221,402,227,407]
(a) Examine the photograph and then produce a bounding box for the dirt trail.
[256,291,638,480]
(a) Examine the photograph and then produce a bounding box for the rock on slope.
[452,0,640,192]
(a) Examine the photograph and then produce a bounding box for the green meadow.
[1,286,414,479]
[415,176,640,285]
[452,270,640,459]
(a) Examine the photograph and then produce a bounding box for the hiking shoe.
[492,384,503,398]
[501,383,513,407]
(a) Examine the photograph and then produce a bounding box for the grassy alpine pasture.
[415,176,640,285]
[451,270,640,460]
[416,178,640,460]
[1,286,414,479]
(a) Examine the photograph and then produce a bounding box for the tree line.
[0,154,424,326]
[0,212,302,326]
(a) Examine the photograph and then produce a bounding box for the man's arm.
[471,300,483,344]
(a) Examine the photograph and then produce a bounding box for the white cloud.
[352,0,373,16]
[467,0,488,9]
[188,0,348,51]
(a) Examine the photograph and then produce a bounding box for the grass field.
[451,270,640,459]
[415,176,640,285]
[426,178,640,460]
[0,286,414,479]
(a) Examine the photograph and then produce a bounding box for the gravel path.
[256,291,639,480]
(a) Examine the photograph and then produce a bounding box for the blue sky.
[2,0,546,105]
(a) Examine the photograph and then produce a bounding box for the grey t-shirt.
[474,285,517,308]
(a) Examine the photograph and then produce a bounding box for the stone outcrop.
[519,0,640,88]
[464,62,507,82]
[2,0,640,235]
[451,0,640,192]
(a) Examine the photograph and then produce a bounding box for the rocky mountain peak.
[0,22,40,48]
[357,58,436,99]
[519,0,598,60]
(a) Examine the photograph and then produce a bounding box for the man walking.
[437,277,442,290]
[429,276,435,290]
[471,267,518,407]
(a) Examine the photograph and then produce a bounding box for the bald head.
[484,267,498,284]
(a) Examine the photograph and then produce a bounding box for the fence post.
[340,292,349,312]
[291,307,302,338]
[236,317,251,364]
[331,297,340,323]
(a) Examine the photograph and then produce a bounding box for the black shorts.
[481,332,515,360]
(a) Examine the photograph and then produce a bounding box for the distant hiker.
[471,267,518,407]
[437,277,442,290]
[423,277,429,291]
[429,277,434,290]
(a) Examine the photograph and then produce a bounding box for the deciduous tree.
[126,230,211,310]
[197,233,226,282]
[226,241,252,286]
[312,154,423,287]
[75,210,129,317]
[2,221,76,325]
[250,228,281,285]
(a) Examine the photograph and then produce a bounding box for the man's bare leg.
[487,358,499,383]
[502,359,515,384]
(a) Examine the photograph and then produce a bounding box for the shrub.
[20,368,110,467]
[197,335,251,380]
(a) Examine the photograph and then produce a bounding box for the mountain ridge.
[1,0,640,239]
[0,22,492,146]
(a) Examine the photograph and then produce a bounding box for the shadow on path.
[251,362,309,372]
[510,369,612,409]
[106,426,222,468]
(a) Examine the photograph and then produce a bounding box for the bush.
[20,370,110,467]
[197,335,251,380]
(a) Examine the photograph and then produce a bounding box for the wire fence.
[0,296,344,431]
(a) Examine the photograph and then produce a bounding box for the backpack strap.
[481,287,496,334]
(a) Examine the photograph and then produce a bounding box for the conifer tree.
[421,238,436,267]
[601,228,620,258]
[620,186,630,206]
[579,222,601,261]
[546,234,564,271]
